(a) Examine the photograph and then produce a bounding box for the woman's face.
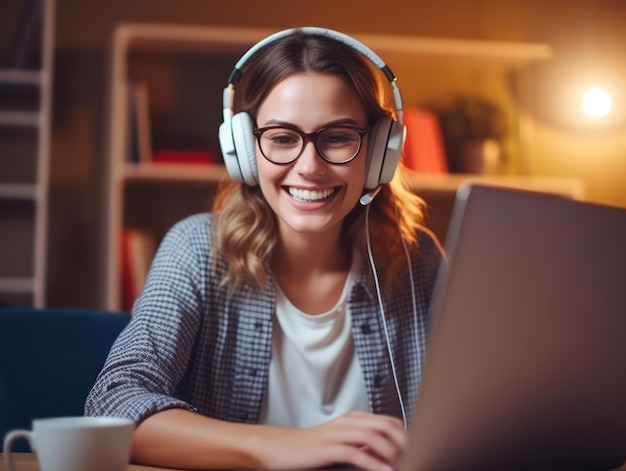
[255,72,369,241]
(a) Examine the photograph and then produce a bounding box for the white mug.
[3,416,135,471]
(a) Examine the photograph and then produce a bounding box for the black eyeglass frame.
[252,124,368,165]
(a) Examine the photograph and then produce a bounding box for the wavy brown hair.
[212,30,428,294]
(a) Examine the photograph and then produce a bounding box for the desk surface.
[0,453,182,471]
[3,451,625,471]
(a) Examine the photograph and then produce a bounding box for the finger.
[339,412,408,450]
[325,443,395,471]
[336,427,404,466]
[362,435,403,465]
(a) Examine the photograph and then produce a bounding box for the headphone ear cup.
[379,119,406,185]
[365,117,406,189]
[231,112,259,186]
[219,111,243,183]
[364,117,389,189]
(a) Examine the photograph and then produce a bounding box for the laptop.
[402,184,626,470]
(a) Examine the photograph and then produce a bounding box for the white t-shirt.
[259,254,371,427]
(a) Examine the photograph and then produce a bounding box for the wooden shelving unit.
[0,0,55,307]
[103,23,579,310]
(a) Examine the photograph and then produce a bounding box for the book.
[152,149,217,165]
[120,229,156,311]
[3,0,43,69]
[127,80,152,163]
[402,106,449,174]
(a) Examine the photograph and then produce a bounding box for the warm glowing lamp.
[581,87,613,118]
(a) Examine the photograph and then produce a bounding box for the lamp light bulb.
[581,87,613,118]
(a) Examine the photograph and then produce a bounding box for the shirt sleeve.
[84,214,212,423]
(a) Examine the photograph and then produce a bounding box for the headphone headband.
[232,27,388,80]
[224,27,404,124]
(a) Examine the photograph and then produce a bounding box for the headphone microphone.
[360,186,382,206]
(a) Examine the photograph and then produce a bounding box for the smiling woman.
[85,27,444,471]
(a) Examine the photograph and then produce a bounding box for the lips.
[287,186,338,202]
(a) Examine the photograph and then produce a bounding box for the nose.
[293,140,327,176]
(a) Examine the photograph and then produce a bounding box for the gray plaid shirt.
[85,213,442,425]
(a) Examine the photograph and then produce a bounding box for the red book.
[402,106,449,174]
[152,150,217,165]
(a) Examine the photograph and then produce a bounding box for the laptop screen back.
[403,184,626,470]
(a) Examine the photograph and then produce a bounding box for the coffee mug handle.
[3,430,34,471]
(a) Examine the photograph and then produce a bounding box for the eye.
[263,128,301,147]
[320,128,360,147]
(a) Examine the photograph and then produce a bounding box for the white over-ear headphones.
[218,27,406,190]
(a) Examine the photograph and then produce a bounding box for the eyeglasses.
[252,125,368,165]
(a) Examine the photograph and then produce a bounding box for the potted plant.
[436,95,509,174]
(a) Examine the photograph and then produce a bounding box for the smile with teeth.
[288,186,338,202]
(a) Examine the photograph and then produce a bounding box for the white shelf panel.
[117,24,274,55]
[412,174,585,199]
[0,110,41,127]
[0,69,43,85]
[0,277,35,294]
[115,23,552,66]
[0,183,38,200]
[121,163,584,200]
[123,162,229,183]
[355,33,552,66]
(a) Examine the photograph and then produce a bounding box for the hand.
[255,410,407,471]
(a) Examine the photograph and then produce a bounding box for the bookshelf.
[103,23,582,310]
[0,0,55,307]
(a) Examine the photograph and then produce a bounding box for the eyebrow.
[259,118,365,130]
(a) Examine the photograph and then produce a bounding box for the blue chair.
[0,307,130,451]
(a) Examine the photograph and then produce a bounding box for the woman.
[86,27,443,471]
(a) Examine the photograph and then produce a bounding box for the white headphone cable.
[364,203,408,429]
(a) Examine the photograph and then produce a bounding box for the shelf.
[0,277,35,294]
[0,0,54,308]
[0,110,41,127]
[116,24,272,56]
[123,164,584,199]
[0,183,38,200]
[103,23,555,310]
[353,33,552,67]
[123,162,228,183]
[0,69,43,85]
[412,174,585,200]
[114,23,552,67]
